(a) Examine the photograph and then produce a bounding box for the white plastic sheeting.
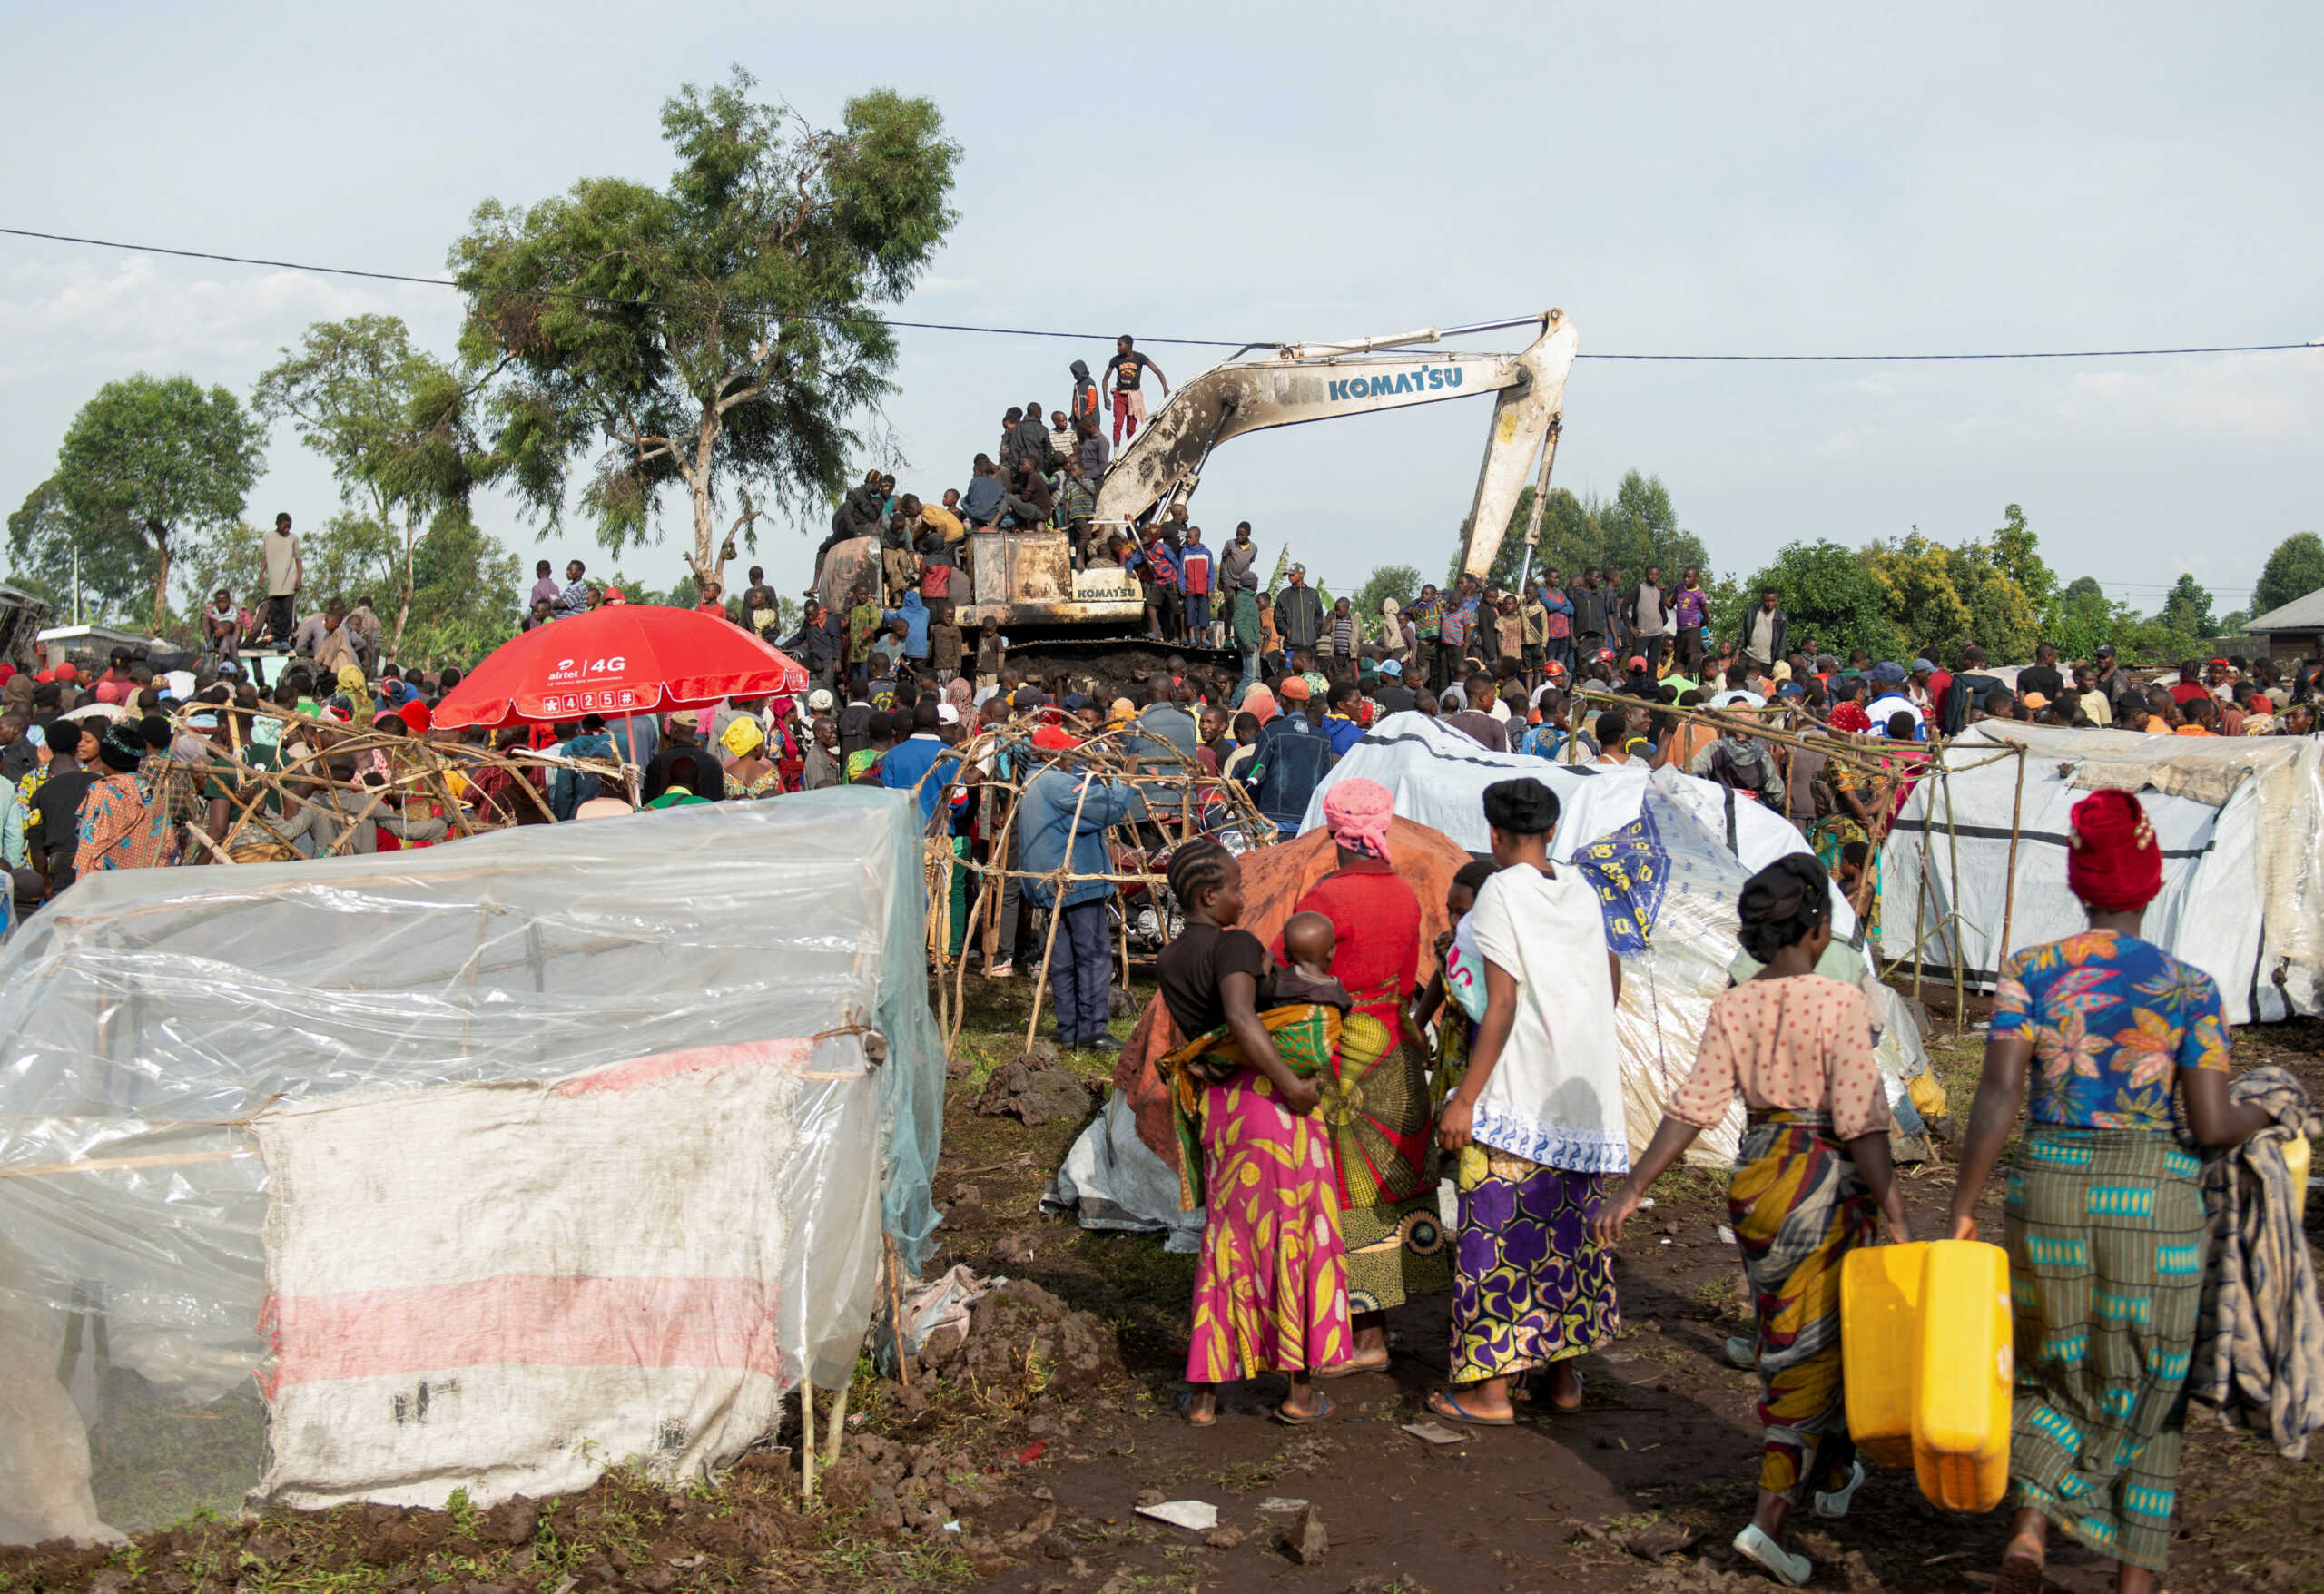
[1879,723,2324,1024]
[0,791,944,1543]
[1301,713,1856,937]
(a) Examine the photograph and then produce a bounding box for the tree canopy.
[255,315,493,653]
[13,376,264,632]
[2158,573,2217,638]
[2251,532,2324,617]
[1747,540,1903,662]
[451,69,961,589]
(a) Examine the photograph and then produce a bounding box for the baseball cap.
[2095,643,2116,657]
[1871,661,1908,684]
[936,703,960,726]
[2022,692,2052,710]
[669,709,700,729]
[1911,657,1935,674]
[1379,660,1403,678]
[807,688,834,712]
[1277,677,1312,702]
[1627,655,1648,671]
[1777,681,1806,699]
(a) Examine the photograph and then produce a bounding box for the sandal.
[1270,1394,1334,1426]
[1177,1390,1216,1428]
[1426,1389,1515,1428]
[1315,1353,1392,1380]
[1731,1522,1811,1587]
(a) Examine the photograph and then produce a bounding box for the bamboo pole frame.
[909,719,1278,1055]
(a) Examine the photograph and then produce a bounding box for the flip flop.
[1427,1389,1516,1428]
[1270,1393,1334,1427]
[1315,1353,1392,1380]
[1177,1390,1216,1428]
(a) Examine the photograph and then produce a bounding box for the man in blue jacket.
[878,699,962,822]
[1018,755,1151,1050]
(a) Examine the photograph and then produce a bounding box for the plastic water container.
[1840,1240,1926,1468]
[2286,1131,2311,1220]
[1841,1238,2013,1511]
[1912,1239,2013,1512]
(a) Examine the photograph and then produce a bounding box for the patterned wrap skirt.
[1730,1110,1875,1501]
[1449,1145,1619,1384]
[1185,1069,1353,1383]
[2006,1127,2206,1575]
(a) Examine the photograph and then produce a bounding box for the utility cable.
[5,225,2320,362]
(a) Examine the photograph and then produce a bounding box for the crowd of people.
[1142,770,2270,1592]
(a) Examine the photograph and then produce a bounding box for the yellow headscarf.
[720,716,766,759]
[336,665,366,696]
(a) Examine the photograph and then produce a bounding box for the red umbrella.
[433,605,809,729]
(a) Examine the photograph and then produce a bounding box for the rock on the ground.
[1282,1503,1328,1566]
[978,1052,1094,1126]
[1108,987,1137,1018]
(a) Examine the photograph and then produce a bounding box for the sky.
[3,1,2319,624]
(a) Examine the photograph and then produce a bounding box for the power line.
[7,225,2321,363]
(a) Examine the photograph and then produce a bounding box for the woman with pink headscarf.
[1287,777,1444,1374]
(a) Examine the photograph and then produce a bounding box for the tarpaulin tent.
[0,791,941,1545]
[1880,722,2324,1023]
[1300,713,1856,936]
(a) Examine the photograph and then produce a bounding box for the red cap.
[54,663,76,682]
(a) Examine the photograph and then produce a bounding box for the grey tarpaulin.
[0,790,942,1542]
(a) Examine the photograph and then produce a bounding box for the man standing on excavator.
[1106,335,1168,445]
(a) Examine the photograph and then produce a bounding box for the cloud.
[0,255,455,388]
[2057,349,2319,442]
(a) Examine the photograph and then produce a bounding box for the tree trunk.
[688,402,722,592]
[394,507,417,656]
[149,522,172,637]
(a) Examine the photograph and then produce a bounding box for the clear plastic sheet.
[0,790,943,1542]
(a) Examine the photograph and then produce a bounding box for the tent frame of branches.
[920,723,1278,1054]
[1571,686,2033,1035]
[186,706,638,864]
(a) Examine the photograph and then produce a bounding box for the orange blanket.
[1114,815,1476,1165]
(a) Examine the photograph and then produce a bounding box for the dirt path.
[938,980,2324,1593]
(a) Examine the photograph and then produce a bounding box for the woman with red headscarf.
[1287,777,1445,1374]
[1947,789,2270,1594]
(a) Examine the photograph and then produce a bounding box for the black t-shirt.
[1373,684,1417,713]
[1157,921,1270,1039]
[1108,350,1156,392]
[2016,664,2065,702]
[31,767,96,885]
[1445,709,1509,752]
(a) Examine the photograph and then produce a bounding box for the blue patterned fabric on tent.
[1572,802,1668,955]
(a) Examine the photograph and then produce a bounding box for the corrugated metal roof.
[2243,585,2324,633]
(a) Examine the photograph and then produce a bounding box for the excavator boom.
[1094,310,1578,581]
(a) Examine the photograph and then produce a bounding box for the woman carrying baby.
[1157,839,1352,1427]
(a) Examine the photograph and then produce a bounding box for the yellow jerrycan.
[1842,1238,2014,1511]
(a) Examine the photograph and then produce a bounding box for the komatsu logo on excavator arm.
[1326,368,1464,401]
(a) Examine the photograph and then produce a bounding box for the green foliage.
[177,519,270,614]
[2158,573,2216,638]
[255,314,495,653]
[402,505,522,667]
[1748,540,1903,661]
[9,476,150,624]
[1351,563,1423,631]
[1859,524,2040,664]
[1988,503,2056,625]
[2251,532,2324,617]
[451,68,961,585]
[33,375,263,632]
[1454,475,1715,602]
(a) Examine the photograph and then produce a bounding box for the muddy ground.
[7,981,2324,1594]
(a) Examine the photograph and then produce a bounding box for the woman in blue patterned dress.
[1947,789,2270,1594]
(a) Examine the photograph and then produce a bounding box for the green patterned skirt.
[2006,1126,2207,1575]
